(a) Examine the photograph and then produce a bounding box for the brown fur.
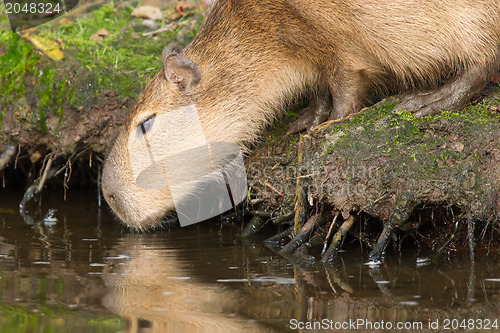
[102,0,500,229]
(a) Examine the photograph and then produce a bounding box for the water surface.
[0,189,499,332]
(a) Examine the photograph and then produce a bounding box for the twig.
[142,22,178,36]
[37,155,54,193]
[53,148,89,177]
[321,212,340,255]
[264,181,283,196]
[437,220,460,253]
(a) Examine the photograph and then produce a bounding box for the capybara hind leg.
[394,55,500,117]
[328,67,368,120]
[286,93,331,134]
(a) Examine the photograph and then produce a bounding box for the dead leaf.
[200,0,215,10]
[491,74,500,84]
[169,12,182,20]
[131,5,163,21]
[493,150,500,161]
[90,33,102,41]
[96,28,109,36]
[175,2,195,16]
[58,17,72,26]
[21,33,63,61]
[30,151,43,163]
[445,159,455,167]
[453,141,464,153]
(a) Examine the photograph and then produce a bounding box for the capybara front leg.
[286,92,331,134]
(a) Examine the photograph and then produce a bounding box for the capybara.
[102,0,500,229]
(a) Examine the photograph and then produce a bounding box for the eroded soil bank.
[1,1,500,261]
[246,89,500,261]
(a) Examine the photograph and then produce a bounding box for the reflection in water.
[0,190,499,332]
[102,235,275,332]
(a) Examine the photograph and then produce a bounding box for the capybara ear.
[163,44,183,59]
[162,44,200,92]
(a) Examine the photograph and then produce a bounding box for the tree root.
[271,211,294,225]
[293,135,308,234]
[321,212,340,255]
[264,226,293,245]
[368,200,415,261]
[279,213,324,256]
[467,219,476,262]
[240,209,294,239]
[322,214,355,262]
[368,223,393,262]
[0,145,16,172]
[19,154,56,212]
[240,216,267,238]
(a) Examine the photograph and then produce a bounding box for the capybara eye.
[138,114,156,135]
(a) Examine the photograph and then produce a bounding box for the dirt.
[247,88,500,258]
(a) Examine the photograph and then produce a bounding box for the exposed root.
[249,198,264,206]
[97,162,102,207]
[436,220,460,254]
[240,216,267,238]
[321,212,340,255]
[0,145,16,172]
[19,153,56,212]
[368,200,415,260]
[264,226,293,245]
[250,210,273,218]
[322,214,355,262]
[293,135,308,234]
[368,223,393,261]
[467,219,476,262]
[271,211,294,225]
[279,213,321,256]
[37,155,54,193]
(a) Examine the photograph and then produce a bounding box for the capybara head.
[102,45,203,229]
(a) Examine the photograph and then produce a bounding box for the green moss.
[0,32,38,104]
[423,102,498,124]
[0,302,125,333]
[1,2,203,135]
[322,97,500,186]
[38,3,196,98]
